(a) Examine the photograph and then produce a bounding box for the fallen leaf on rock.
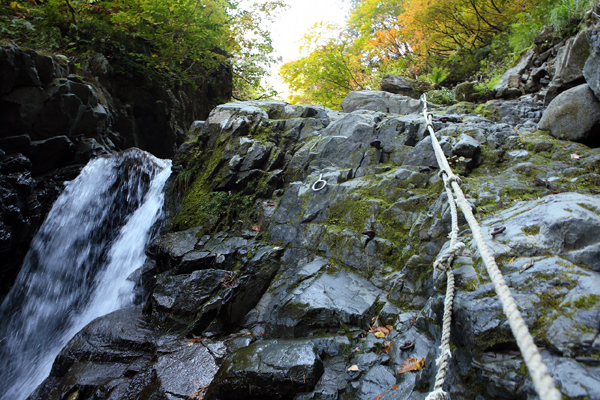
[386,325,394,331]
[189,383,208,400]
[370,325,390,336]
[347,364,360,372]
[398,357,425,374]
[381,340,393,354]
[188,337,203,344]
[571,153,580,160]
[371,384,399,400]
[374,331,385,339]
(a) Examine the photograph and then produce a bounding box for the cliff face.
[12,25,600,400]
[31,92,600,399]
[0,42,231,298]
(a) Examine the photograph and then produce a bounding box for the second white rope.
[420,94,562,400]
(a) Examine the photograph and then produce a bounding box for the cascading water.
[0,148,172,400]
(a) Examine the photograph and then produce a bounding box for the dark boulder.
[380,74,421,98]
[28,307,160,400]
[205,339,324,400]
[268,271,382,338]
[538,84,600,145]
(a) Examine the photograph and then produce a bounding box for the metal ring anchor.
[312,174,327,192]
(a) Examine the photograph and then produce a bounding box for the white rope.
[425,388,450,400]
[420,94,562,400]
[426,171,463,400]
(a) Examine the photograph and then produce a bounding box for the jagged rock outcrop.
[33,90,600,399]
[493,24,600,107]
[0,42,231,299]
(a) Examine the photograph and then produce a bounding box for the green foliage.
[427,87,457,106]
[0,0,283,97]
[229,1,287,100]
[502,0,595,58]
[470,81,495,99]
[423,66,450,86]
[280,23,368,109]
[508,17,542,54]
[111,0,230,68]
[549,0,596,36]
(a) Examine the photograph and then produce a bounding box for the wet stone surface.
[33,90,600,400]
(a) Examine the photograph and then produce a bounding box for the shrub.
[427,87,457,105]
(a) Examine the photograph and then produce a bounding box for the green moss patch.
[521,225,540,236]
[326,198,372,232]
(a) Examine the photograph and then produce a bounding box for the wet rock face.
[28,307,224,400]
[36,90,600,400]
[148,229,285,337]
[0,42,230,159]
[0,42,231,300]
[268,271,382,338]
[0,162,82,300]
[28,308,160,400]
[206,339,324,399]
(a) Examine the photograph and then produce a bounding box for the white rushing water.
[0,149,171,400]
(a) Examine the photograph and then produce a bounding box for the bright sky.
[249,0,352,99]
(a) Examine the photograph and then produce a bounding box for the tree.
[228,0,287,100]
[280,23,368,109]
[348,0,406,60]
[3,0,284,98]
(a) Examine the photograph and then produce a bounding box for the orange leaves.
[369,325,394,338]
[398,357,425,374]
[251,220,263,232]
[396,0,540,57]
[371,383,399,400]
[381,340,393,354]
[186,337,204,346]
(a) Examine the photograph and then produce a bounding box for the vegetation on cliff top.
[0,0,285,99]
[281,0,597,109]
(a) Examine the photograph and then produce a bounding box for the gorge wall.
[6,22,600,400]
[31,93,600,400]
[0,42,231,298]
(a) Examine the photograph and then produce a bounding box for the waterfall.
[0,148,172,400]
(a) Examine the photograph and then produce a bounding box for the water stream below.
[0,148,171,400]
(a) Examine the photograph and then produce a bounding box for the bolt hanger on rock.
[312,174,327,192]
